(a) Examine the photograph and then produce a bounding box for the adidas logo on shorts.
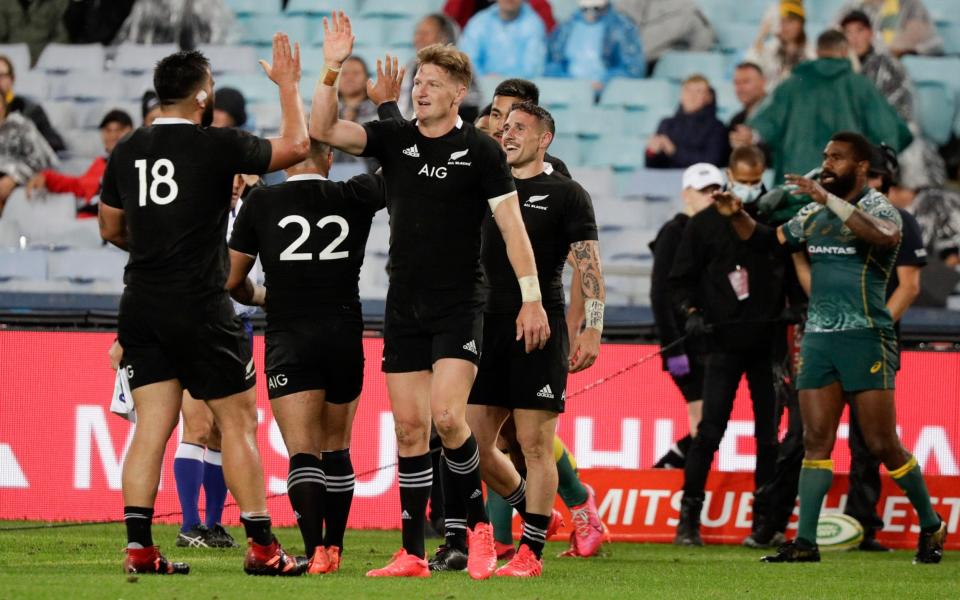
[244,359,255,380]
[401,510,412,520]
[537,385,555,399]
[462,340,478,355]
[402,144,420,157]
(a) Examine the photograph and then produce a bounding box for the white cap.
[682,163,724,191]
[579,0,609,7]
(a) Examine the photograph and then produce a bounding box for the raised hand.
[785,173,828,204]
[322,10,355,68]
[259,32,301,87]
[712,190,743,217]
[366,54,406,106]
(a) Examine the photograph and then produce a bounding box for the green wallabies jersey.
[782,188,902,333]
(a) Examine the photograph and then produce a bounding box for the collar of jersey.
[152,117,194,126]
[412,115,463,129]
[286,173,327,182]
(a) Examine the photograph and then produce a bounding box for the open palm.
[323,11,355,67]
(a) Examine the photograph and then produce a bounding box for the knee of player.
[516,433,551,463]
[431,408,466,440]
[863,434,902,462]
[692,423,724,452]
[394,418,429,448]
[802,428,835,456]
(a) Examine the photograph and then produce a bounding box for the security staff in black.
[227,140,385,573]
[98,40,312,576]
[669,146,786,547]
[310,26,548,577]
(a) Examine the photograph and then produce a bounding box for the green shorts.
[796,328,899,392]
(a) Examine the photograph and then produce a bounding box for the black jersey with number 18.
[228,173,387,318]
[482,170,599,315]
[360,117,516,294]
[100,119,272,296]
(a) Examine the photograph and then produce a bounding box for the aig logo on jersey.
[268,373,288,390]
[418,164,448,179]
[448,149,471,166]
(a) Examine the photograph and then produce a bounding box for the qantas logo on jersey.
[402,144,420,157]
[808,245,857,255]
[448,149,471,166]
[524,194,550,211]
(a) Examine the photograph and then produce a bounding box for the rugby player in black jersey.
[226,139,386,575]
[467,101,605,576]
[98,34,311,576]
[310,12,549,579]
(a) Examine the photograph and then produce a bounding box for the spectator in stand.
[835,0,942,56]
[746,1,815,90]
[335,56,378,173]
[475,103,494,136]
[114,0,237,48]
[616,0,715,71]
[0,56,65,152]
[64,0,136,45]
[646,74,729,169]
[460,0,547,79]
[841,10,913,123]
[141,90,162,126]
[747,30,912,183]
[398,13,483,120]
[445,0,556,32]
[0,94,58,216]
[211,86,249,130]
[0,0,68,66]
[728,62,770,162]
[545,0,646,91]
[25,109,133,218]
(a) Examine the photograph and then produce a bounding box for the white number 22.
[278,214,350,261]
[135,159,179,206]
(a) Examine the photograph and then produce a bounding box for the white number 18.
[135,158,179,206]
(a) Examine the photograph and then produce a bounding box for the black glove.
[684,311,710,338]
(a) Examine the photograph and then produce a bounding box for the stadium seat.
[713,81,739,122]
[725,0,768,25]
[121,73,154,102]
[600,78,676,112]
[285,0,356,16]
[43,101,78,131]
[548,134,583,167]
[582,135,647,170]
[225,0,281,15]
[353,46,415,70]
[572,106,626,137]
[15,71,48,99]
[652,51,727,85]
[111,44,179,74]
[36,43,105,73]
[569,167,616,198]
[0,249,47,281]
[50,73,125,101]
[360,0,442,18]
[926,0,960,23]
[713,21,758,54]
[47,249,127,283]
[0,191,76,240]
[238,15,311,46]
[902,56,960,93]
[197,45,260,74]
[938,22,960,55]
[551,0,580,21]
[533,78,595,108]
[345,17,387,48]
[215,73,275,103]
[806,0,848,17]
[478,74,503,104]
[382,17,418,47]
[0,43,30,77]
[62,128,104,157]
[914,83,956,146]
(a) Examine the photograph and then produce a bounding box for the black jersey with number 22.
[100,122,272,296]
[228,174,387,317]
[361,117,515,293]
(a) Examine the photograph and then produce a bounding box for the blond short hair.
[416,43,472,87]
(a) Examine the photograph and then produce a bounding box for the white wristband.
[585,298,604,333]
[252,285,267,306]
[518,275,541,303]
[826,194,855,223]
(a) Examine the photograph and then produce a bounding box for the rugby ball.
[816,513,864,551]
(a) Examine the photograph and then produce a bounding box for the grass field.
[0,522,956,599]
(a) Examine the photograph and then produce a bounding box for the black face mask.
[821,169,858,198]
[201,96,214,127]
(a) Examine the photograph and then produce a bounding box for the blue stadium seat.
[36,43,105,73]
[342,17,388,48]
[360,0,442,18]
[548,134,583,167]
[225,0,282,15]
[532,78,595,108]
[284,0,355,16]
[50,73,125,101]
[382,17,419,47]
[196,45,260,75]
[478,74,503,103]
[902,56,960,93]
[0,43,30,78]
[215,73,275,103]
[713,21,758,54]
[600,78,676,111]
[725,0,768,24]
[15,71,49,100]
[112,44,179,74]
[582,135,647,170]
[652,51,727,85]
[915,83,956,146]
[570,106,627,137]
[353,46,415,70]
[238,15,311,46]
[926,0,960,23]
[805,0,848,20]
[47,249,127,283]
[0,250,47,281]
[938,22,960,55]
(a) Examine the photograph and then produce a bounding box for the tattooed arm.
[568,240,605,373]
[566,251,584,341]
